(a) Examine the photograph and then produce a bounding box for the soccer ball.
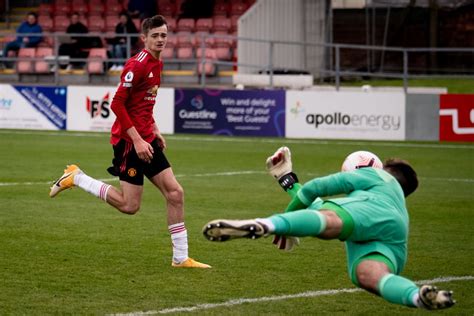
[341,150,383,172]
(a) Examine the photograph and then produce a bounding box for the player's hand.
[272,235,300,251]
[266,146,292,180]
[134,138,154,163]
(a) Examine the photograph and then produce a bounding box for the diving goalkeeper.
[203,147,455,310]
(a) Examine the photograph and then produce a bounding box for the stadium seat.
[230,2,248,17]
[55,3,71,16]
[166,35,178,48]
[195,18,213,32]
[212,16,231,33]
[196,47,217,60]
[88,2,105,16]
[193,32,215,48]
[177,18,195,33]
[16,48,36,74]
[161,47,175,59]
[176,47,194,59]
[35,47,54,73]
[88,17,105,32]
[176,32,193,48]
[71,1,88,16]
[197,49,217,77]
[213,1,229,17]
[38,4,52,17]
[215,47,231,60]
[214,31,233,48]
[158,2,176,17]
[38,16,54,32]
[166,17,177,32]
[53,15,70,32]
[105,15,119,32]
[230,15,239,33]
[87,48,107,74]
[106,3,123,16]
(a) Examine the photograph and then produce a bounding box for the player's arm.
[297,169,378,205]
[153,122,167,150]
[111,64,154,162]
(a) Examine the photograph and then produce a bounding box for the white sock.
[169,222,188,263]
[412,293,422,308]
[256,218,275,232]
[74,172,111,201]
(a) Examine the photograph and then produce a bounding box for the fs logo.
[290,101,304,117]
[190,95,204,110]
[86,92,111,118]
[439,94,474,142]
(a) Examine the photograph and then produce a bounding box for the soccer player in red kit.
[50,15,211,268]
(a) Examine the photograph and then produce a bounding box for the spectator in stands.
[109,12,139,71]
[127,0,156,20]
[2,12,42,68]
[179,0,214,19]
[58,12,101,70]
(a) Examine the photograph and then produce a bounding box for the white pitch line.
[1,171,473,187]
[111,275,474,315]
[0,129,472,149]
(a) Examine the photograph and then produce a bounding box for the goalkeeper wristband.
[278,172,299,191]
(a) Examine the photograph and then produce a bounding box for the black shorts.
[108,138,171,185]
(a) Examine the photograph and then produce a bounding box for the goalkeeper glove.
[272,235,300,252]
[266,146,299,191]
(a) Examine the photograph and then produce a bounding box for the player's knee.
[118,202,141,215]
[166,185,184,206]
[355,260,391,293]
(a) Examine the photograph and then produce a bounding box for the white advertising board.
[67,85,174,134]
[286,91,406,140]
[0,84,67,130]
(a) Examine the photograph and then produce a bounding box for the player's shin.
[378,274,419,308]
[268,209,327,237]
[74,172,111,201]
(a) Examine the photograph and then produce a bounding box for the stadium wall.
[0,84,472,142]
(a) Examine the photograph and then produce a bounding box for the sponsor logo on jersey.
[144,85,159,101]
[86,93,110,118]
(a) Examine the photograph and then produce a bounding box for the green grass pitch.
[0,130,473,315]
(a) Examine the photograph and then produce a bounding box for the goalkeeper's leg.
[356,259,455,309]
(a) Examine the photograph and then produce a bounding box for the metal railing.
[1,31,473,91]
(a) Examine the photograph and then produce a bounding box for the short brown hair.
[384,158,418,197]
[141,15,167,35]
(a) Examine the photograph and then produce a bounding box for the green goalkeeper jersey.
[297,167,409,274]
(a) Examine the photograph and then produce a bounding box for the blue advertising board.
[174,89,285,137]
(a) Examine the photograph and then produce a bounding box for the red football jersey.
[110,49,163,145]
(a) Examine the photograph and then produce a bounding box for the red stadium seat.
[87,48,107,74]
[176,47,194,59]
[38,4,52,17]
[195,18,213,32]
[214,31,233,48]
[166,35,178,48]
[88,2,105,16]
[38,16,54,32]
[106,3,123,16]
[161,47,175,59]
[53,15,70,32]
[165,17,177,32]
[230,15,239,33]
[158,2,176,17]
[105,15,119,32]
[55,3,71,16]
[213,1,229,17]
[193,32,215,48]
[176,32,193,48]
[88,17,105,32]
[71,2,88,16]
[212,16,231,33]
[35,47,53,73]
[230,1,248,17]
[215,47,231,60]
[16,48,36,74]
[196,47,216,60]
[176,18,195,33]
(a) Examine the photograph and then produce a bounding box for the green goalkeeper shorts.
[321,201,408,284]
